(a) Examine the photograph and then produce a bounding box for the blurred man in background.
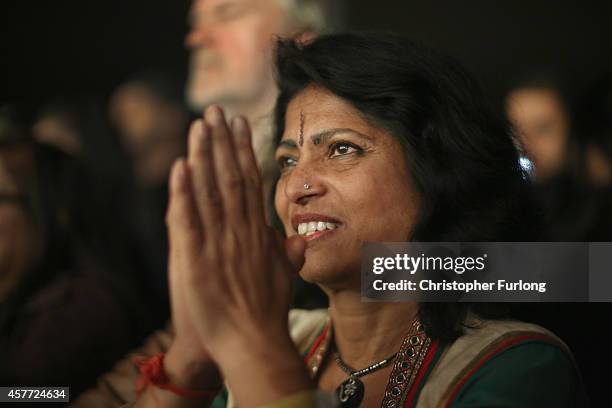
[185,0,334,185]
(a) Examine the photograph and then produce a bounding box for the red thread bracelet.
[134,353,220,399]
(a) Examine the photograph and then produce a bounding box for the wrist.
[216,329,313,407]
[165,344,222,390]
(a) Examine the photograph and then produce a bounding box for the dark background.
[3,0,612,119]
[2,0,610,406]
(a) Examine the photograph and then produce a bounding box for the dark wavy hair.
[273,32,540,342]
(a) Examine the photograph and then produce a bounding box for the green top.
[211,389,228,408]
[445,341,586,408]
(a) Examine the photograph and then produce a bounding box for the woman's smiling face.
[274,86,419,289]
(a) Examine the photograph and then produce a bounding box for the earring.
[304,183,311,190]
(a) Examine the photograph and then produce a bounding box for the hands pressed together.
[159,106,312,407]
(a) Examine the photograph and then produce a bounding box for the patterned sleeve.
[70,324,174,407]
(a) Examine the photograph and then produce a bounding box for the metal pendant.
[336,376,364,408]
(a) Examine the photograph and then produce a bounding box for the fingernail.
[205,105,223,125]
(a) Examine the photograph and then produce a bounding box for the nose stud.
[304,183,311,190]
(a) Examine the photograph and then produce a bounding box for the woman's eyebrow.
[309,128,373,145]
[276,128,372,151]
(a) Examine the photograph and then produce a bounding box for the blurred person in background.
[0,115,36,302]
[506,74,573,183]
[506,73,612,241]
[32,103,82,156]
[110,73,189,310]
[504,73,595,240]
[571,75,612,403]
[576,75,612,190]
[0,113,157,396]
[570,75,612,240]
[185,0,337,190]
[110,74,187,188]
[71,1,338,405]
[31,99,134,257]
[506,74,612,406]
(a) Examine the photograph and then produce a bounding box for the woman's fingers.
[187,119,222,237]
[167,158,202,257]
[231,116,266,223]
[205,106,247,227]
[167,158,203,295]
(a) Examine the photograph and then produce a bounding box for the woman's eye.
[277,156,297,170]
[330,142,360,158]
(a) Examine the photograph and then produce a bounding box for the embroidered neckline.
[306,319,432,407]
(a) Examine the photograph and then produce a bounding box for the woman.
[133,33,584,407]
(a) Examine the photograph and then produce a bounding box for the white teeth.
[298,223,307,235]
[296,221,340,236]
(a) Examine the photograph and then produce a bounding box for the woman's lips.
[290,213,343,245]
[291,213,342,232]
[301,226,340,243]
